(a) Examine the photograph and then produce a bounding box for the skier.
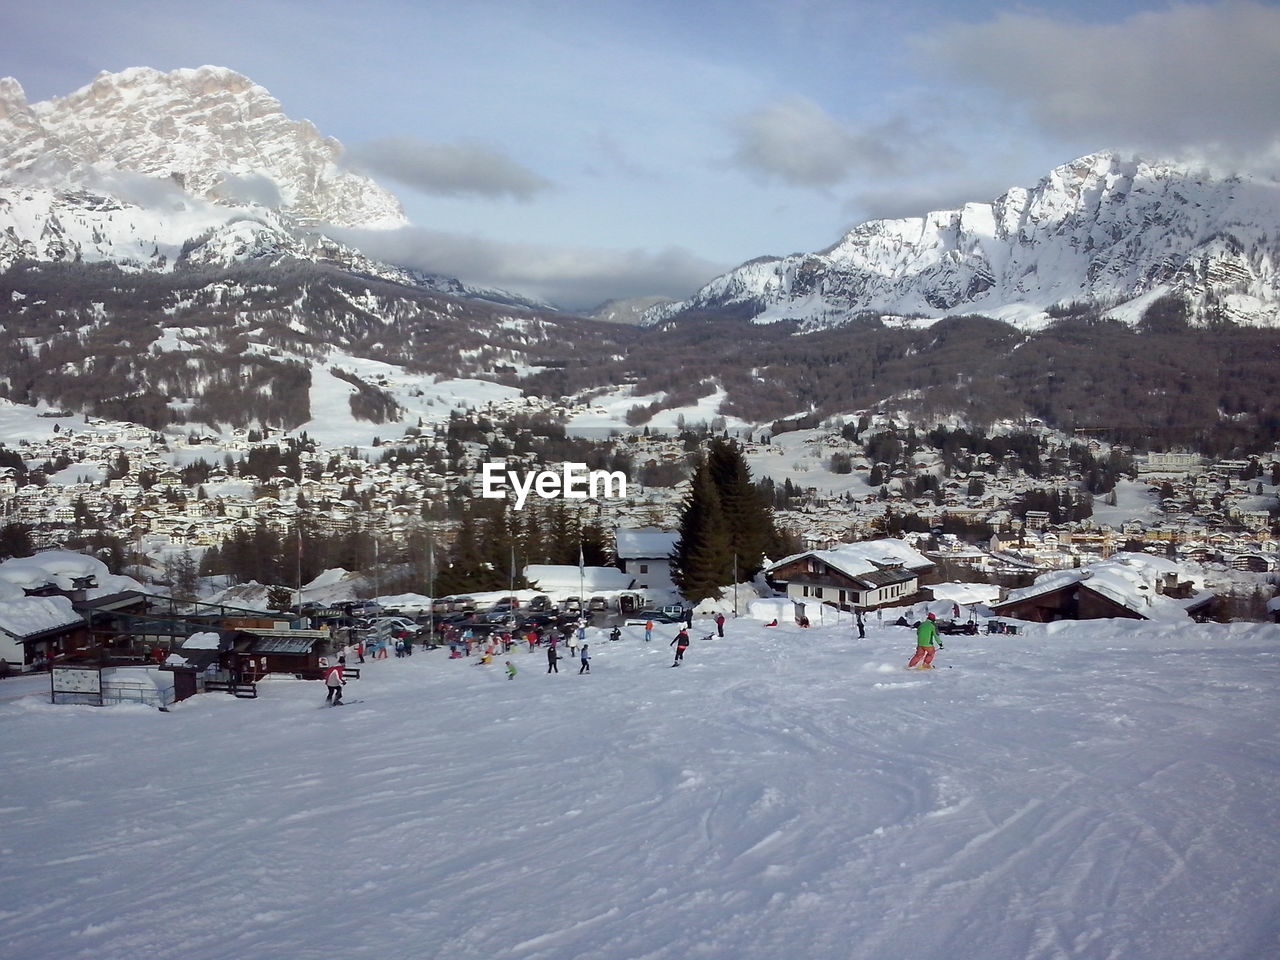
[908,613,939,669]
[324,656,346,704]
[579,643,591,674]
[546,643,559,674]
[670,628,690,666]
[714,613,726,638]
[506,660,517,680]
[644,620,654,642]
[855,609,866,640]
[684,607,693,629]
[568,631,579,660]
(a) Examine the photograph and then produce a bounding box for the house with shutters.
[764,539,933,615]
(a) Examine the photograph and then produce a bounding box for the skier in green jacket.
[908,613,938,669]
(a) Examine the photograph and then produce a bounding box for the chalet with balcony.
[764,539,933,614]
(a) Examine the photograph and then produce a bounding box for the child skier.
[908,613,939,669]
[505,660,517,680]
[324,656,346,704]
[579,643,591,674]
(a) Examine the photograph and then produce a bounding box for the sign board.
[51,665,104,705]
[51,665,102,695]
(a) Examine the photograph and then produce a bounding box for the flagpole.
[427,532,436,648]
[295,519,303,615]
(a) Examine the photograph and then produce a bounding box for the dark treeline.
[3,259,1277,457]
[551,306,1280,456]
[0,259,633,430]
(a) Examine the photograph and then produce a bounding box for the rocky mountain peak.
[649,152,1280,330]
[0,65,404,229]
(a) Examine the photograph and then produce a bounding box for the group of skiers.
[325,606,945,703]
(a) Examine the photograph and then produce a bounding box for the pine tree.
[671,458,733,603]
[706,438,775,578]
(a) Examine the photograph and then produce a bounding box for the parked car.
[629,606,685,624]
[528,595,552,612]
[369,616,419,633]
[588,596,609,611]
[520,613,559,630]
[936,619,979,635]
[561,596,583,613]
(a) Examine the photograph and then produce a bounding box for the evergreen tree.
[671,458,733,603]
[0,522,33,561]
[706,438,775,578]
[166,550,200,602]
[266,585,294,611]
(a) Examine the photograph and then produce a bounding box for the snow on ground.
[742,428,877,499]
[1088,479,1163,528]
[297,351,524,447]
[566,384,752,439]
[2,616,1278,960]
[0,400,91,445]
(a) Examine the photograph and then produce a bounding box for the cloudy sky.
[3,0,1278,308]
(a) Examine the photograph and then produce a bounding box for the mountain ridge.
[645,152,1280,331]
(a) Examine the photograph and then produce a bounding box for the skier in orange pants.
[908,614,938,669]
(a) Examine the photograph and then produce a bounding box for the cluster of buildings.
[0,404,1275,638]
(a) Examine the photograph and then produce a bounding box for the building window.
[639,563,648,574]
[814,587,823,599]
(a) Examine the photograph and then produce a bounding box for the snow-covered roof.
[0,595,84,639]
[182,631,223,651]
[614,527,678,560]
[927,582,1002,606]
[997,553,1207,622]
[0,550,145,603]
[769,538,934,580]
[523,564,635,594]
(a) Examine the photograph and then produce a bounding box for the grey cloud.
[329,225,727,311]
[211,172,283,207]
[844,171,1032,224]
[344,136,552,200]
[916,2,1280,169]
[72,167,191,208]
[729,97,905,187]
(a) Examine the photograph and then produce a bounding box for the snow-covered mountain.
[0,67,551,310]
[647,153,1280,330]
[0,66,403,228]
[0,67,602,432]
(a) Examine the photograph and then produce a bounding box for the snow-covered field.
[2,616,1278,960]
